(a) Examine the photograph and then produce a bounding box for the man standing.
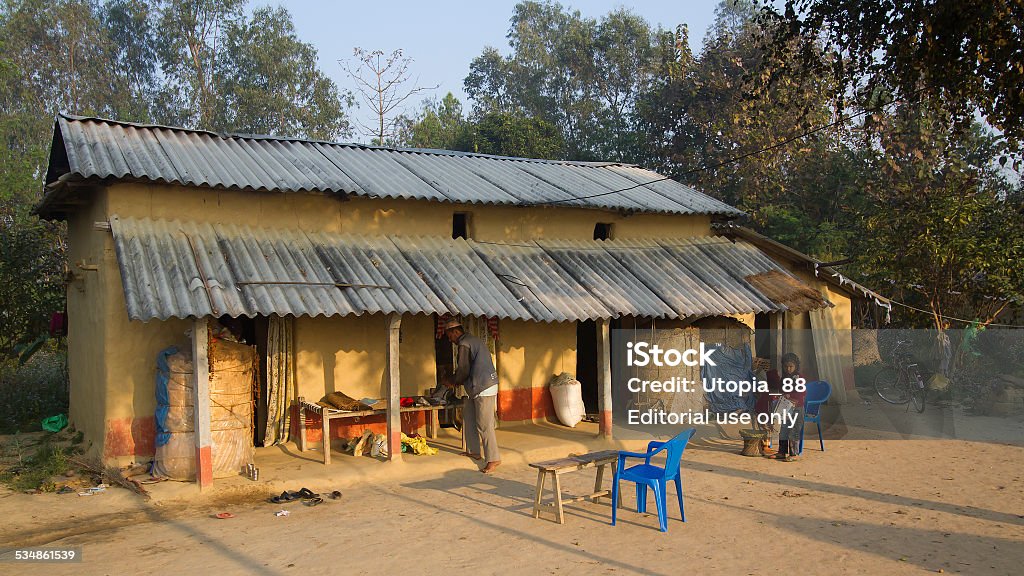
[444,318,501,474]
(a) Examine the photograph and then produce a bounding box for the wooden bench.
[529,450,621,524]
[296,396,459,464]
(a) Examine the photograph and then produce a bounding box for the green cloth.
[41,413,67,432]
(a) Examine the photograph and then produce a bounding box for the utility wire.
[886,298,1024,329]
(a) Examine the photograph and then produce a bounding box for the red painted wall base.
[497,386,554,422]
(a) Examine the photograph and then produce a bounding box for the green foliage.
[455,111,564,159]
[464,1,675,161]
[0,437,74,492]
[215,6,351,140]
[0,0,352,362]
[851,105,1024,328]
[401,93,467,150]
[762,0,1024,151]
[397,94,564,159]
[0,351,68,434]
[0,210,65,355]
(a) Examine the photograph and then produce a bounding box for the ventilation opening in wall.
[594,222,613,240]
[453,212,471,239]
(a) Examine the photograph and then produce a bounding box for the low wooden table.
[528,450,620,524]
[296,397,460,464]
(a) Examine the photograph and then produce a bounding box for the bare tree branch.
[340,48,439,144]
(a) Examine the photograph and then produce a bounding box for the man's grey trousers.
[463,394,500,462]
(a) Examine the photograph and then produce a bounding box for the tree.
[341,48,438,145]
[761,0,1024,151]
[215,6,351,140]
[153,0,245,129]
[464,1,672,161]
[454,111,564,159]
[852,107,1024,329]
[0,0,353,355]
[398,92,467,150]
[639,0,855,257]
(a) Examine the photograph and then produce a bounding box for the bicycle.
[873,339,927,412]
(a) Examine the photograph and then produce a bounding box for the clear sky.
[274,1,722,140]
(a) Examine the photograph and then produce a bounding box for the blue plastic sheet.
[701,343,756,413]
[155,346,179,447]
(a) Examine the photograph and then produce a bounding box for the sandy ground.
[2,400,1023,576]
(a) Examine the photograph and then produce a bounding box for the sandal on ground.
[270,490,302,504]
[329,490,342,500]
[303,496,324,506]
[296,487,318,499]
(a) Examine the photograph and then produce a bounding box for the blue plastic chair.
[799,381,831,454]
[611,428,695,532]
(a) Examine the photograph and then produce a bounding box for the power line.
[886,297,1024,329]
[526,88,926,207]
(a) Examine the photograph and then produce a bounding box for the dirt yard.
[2,401,1023,576]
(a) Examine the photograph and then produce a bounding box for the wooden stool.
[529,450,620,524]
[739,428,767,456]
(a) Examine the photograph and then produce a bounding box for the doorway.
[234,315,269,446]
[576,320,599,414]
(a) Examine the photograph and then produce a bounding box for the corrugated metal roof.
[600,238,766,317]
[713,223,891,305]
[536,239,677,318]
[470,240,611,322]
[44,115,743,217]
[110,216,829,322]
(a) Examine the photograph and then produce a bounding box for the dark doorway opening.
[234,315,269,446]
[754,313,771,362]
[576,320,599,414]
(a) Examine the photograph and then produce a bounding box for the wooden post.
[772,313,784,367]
[191,317,213,490]
[386,313,402,461]
[597,318,613,438]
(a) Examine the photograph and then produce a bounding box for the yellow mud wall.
[66,188,110,455]
[104,183,712,242]
[65,186,191,463]
[781,270,855,384]
[470,207,711,242]
[730,313,755,330]
[496,320,577,421]
[104,183,452,237]
[101,233,190,464]
[293,313,436,403]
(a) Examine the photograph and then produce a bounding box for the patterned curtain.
[264,315,295,445]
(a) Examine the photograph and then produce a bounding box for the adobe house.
[36,115,876,487]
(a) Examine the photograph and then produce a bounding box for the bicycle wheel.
[874,366,909,404]
[910,378,927,412]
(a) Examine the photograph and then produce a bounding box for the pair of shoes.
[269,491,298,504]
[270,487,317,503]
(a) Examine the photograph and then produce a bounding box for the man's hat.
[443,318,463,331]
